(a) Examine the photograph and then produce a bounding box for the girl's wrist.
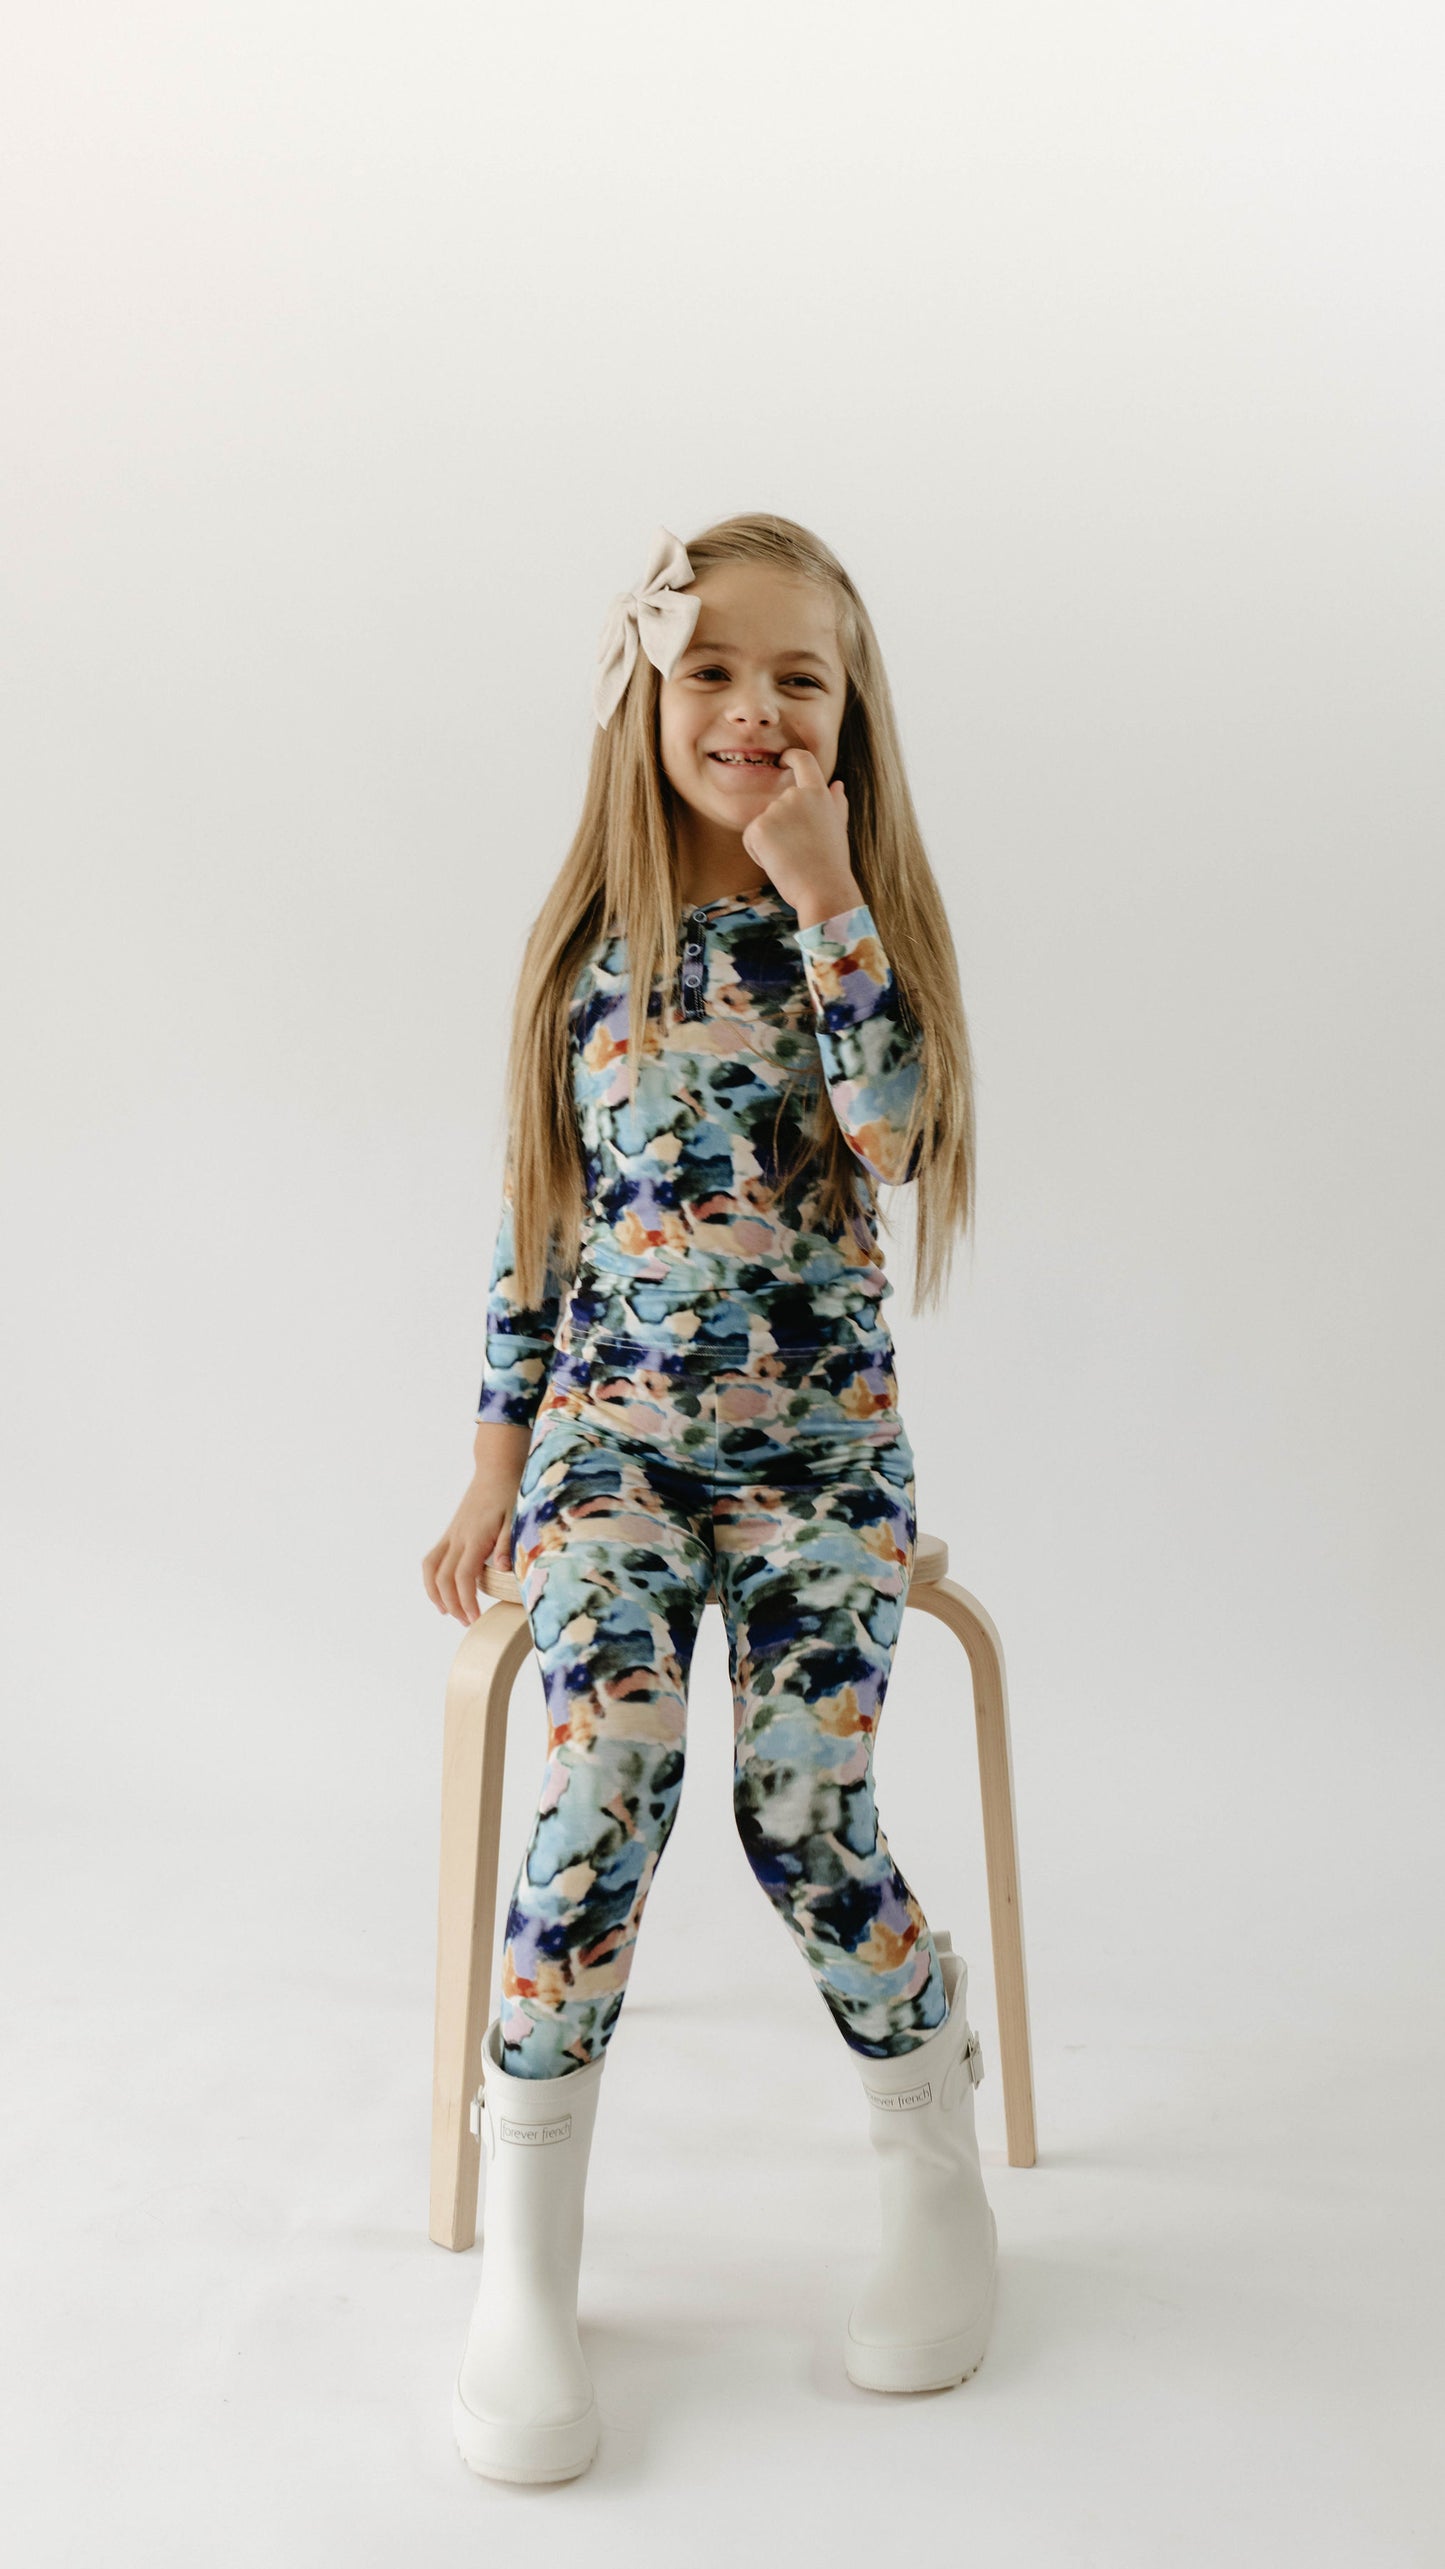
[473,1418,532,1469]
[792,872,863,930]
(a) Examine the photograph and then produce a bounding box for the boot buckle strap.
[937,2027,984,2111]
[944,2029,984,2106]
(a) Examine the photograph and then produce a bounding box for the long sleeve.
[794,901,924,1185]
[475,1174,567,1428]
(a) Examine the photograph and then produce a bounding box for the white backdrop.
[3,6,1441,2562]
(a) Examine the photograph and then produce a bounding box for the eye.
[688,667,823,687]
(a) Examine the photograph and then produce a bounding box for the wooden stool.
[429,1531,1036,2250]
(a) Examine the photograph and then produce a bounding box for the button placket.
[678,907,709,1022]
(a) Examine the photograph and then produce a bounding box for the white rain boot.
[451,2019,607,2484]
[845,1933,998,2392]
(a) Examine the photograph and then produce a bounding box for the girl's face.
[657,562,847,835]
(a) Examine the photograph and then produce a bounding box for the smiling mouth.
[708,751,781,767]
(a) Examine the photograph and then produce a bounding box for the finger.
[778,744,825,789]
[435,1558,461,1621]
[456,1539,486,1625]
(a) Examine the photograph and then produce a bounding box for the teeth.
[713,753,775,764]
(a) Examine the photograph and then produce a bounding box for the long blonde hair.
[502,511,976,1312]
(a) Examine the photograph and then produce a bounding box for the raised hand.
[740,746,862,929]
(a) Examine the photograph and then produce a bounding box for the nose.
[728,685,780,728]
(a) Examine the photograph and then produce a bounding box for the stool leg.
[908,1578,1038,2167]
[429,1599,535,2249]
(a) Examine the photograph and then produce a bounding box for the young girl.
[423,514,997,2485]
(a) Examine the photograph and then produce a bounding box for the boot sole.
[844,2243,998,2395]
[451,2380,599,2484]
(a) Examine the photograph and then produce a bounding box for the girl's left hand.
[741,746,862,928]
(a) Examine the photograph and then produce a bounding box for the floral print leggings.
[498,1293,949,2078]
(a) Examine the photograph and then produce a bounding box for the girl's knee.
[731,1775,796,1906]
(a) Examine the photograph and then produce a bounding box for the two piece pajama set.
[476,888,949,2079]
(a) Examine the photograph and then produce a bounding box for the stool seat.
[430,1523,1035,2251]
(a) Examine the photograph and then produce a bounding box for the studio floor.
[3,1797,1437,2569]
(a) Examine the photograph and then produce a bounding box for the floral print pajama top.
[476,889,924,1421]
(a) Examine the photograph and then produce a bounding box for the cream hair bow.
[593,524,702,728]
